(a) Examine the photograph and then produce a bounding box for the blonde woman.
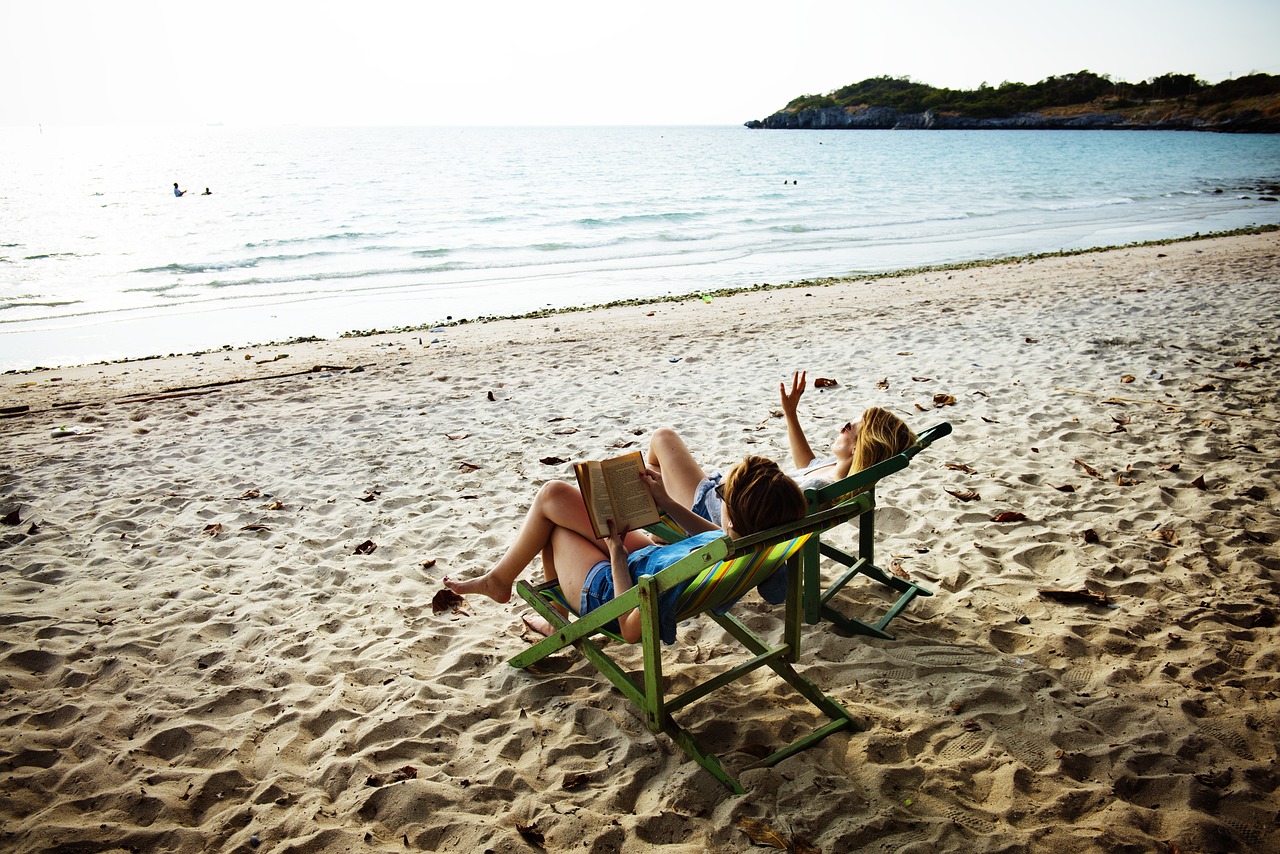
[648,370,917,527]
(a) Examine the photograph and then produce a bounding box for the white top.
[792,456,837,493]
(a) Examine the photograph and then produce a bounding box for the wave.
[0,298,82,311]
[1035,196,1137,213]
[242,231,393,249]
[23,252,80,261]
[133,250,343,275]
[575,211,701,228]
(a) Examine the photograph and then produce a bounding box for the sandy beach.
[2,231,1278,852]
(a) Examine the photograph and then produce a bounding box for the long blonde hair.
[852,407,917,474]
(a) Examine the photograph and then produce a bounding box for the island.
[745,70,1280,133]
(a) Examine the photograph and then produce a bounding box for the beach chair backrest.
[674,533,812,620]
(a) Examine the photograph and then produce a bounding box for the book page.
[575,461,614,539]
[600,452,660,531]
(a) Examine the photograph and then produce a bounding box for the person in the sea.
[647,370,917,527]
[201,187,212,195]
[443,455,806,643]
[173,182,186,197]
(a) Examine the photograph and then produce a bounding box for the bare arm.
[604,523,644,643]
[640,467,720,536]
[780,370,817,470]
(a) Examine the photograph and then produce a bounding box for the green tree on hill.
[781,70,1277,117]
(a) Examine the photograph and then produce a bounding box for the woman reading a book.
[442,455,805,642]
[649,370,917,528]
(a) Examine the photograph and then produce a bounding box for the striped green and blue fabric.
[674,533,811,620]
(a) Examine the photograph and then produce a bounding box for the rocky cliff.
[745,105,1279,133]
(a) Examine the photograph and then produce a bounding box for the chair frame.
[799,422,952,639]
[509,494,876,794]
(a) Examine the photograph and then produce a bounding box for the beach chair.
[508,494,876,794]
[799,422,952,639]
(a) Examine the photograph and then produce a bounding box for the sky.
[4,0,1278,127]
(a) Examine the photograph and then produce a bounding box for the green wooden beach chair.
[508,494,877,794]
[799,421,952,639]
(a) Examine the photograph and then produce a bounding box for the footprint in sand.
[1194,719,1255,760]
[995,729,1054,772]
[936,730,988,762]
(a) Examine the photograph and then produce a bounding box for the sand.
[1,231,1278,853]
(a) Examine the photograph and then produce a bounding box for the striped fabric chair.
[509,494,876,794]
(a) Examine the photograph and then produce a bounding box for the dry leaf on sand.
[431,588,467,615]
[516,824,545,847]
[736,818,789,850]
[946,488,980,502]
[1074,458,1103,478]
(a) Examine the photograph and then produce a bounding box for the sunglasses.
[714,483,725,500]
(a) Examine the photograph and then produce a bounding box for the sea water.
[1,125,1277,370]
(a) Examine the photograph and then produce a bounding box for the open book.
[573,451,661,539]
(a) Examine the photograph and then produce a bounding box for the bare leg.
[522,613,556,636]
[647,427,708,509]
[444,480,602,603]
[522,525,609,636]
[540,525,610,611]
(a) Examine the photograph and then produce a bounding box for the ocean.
[2,125,1278,371]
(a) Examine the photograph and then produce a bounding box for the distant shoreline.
[747,72,1280,133]
[338,223,1280,332]
[7,224,1275,376]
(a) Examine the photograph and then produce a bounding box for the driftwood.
[1039,588,1110,606]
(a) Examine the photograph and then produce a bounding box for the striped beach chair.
[509,494,876,793]
[799,421,952,639]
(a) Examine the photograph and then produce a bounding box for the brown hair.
[721,455,806,536]
[851,407,917,474]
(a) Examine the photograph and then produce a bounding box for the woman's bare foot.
[442,571,513,604]
[521,613,556,637]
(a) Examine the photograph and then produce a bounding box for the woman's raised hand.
[779,370,807,417]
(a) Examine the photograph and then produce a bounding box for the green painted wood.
[506,492,877,792]
[798,421,951,639]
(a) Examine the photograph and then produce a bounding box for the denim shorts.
[689,471,725,526]
[580,559,621,634]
